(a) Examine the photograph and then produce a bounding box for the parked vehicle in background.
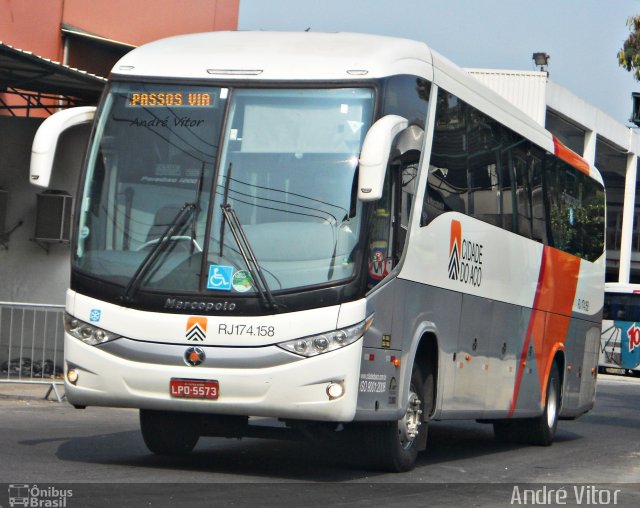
[600,283,640,376]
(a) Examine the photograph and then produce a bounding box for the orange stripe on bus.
[553,136,590,175]
[509,247,581,415]
[449,219,461,255]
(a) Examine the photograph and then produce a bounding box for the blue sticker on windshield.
[207,265,234,291]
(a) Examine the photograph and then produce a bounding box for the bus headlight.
[64,313,120,346]
[277,315,373,357]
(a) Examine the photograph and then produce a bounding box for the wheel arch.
[402,322,440,419]
[543,345,565,409]
[416,331,439,418]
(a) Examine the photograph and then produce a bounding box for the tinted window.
[545,157,605,262]
[382,75,430,129]
[421,88,605,263]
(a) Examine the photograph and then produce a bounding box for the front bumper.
[64,333,363,422]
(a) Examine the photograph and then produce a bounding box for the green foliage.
[618,15,640,81]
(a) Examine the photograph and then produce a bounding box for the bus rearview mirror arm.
[30,106,96,188]
[357,114,409,202]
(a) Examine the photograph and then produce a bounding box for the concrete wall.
[63,0,239,47]
[0,117,89,305]
[0,0,239,61]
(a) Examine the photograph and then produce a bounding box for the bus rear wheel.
[494,362,561,446]
[524,362,560,445]
[140,409,200,456]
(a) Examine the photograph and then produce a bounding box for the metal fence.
[0,302,65,401]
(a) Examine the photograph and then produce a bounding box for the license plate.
[170,378,219,399]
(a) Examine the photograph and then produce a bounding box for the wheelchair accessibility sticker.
[207,265,234,291]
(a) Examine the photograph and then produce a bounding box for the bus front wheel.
[140,409,200,456]
[360,364,429,472]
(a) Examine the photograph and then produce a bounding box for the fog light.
[67,369,79,384]
[326,382,344,400]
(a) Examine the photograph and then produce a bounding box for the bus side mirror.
[30,106,96,188]
[357,115,409,201]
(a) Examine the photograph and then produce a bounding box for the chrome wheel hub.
[398,390,423,449]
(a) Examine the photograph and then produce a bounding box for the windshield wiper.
[220,203,280,312]
[121,202,196,303]
[191,163,205,254]
[122,165,205,302]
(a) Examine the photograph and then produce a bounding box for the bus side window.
[530,153,547,243]
[500,153,514,232]
[393,159,419,261]
[468,158,501,227]
[512,152,533,238]
[400,163,418,228]
[366,146,421,287]
[421,90,468,227]
[466,112,503,228]
[629,294,640,321]
[367,171,393,287]
[603,296,611,319]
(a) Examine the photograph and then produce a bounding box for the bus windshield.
[74,83,374,297]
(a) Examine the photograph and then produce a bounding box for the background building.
[0,1,238,382]
[0,0,239,305]
[1,0,238,83]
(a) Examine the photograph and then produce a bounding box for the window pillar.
[582,129,596,166]
[619,153,637,283]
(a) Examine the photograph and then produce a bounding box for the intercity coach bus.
[30,31,605,472]
[600,283,640,376]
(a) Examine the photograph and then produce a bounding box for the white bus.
[600,283,640,376]
[30,32,605,472]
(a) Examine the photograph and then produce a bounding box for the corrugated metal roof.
[465,68,548,125]
[0,41,107,101]
[60,23,135,51]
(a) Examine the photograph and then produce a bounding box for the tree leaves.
[618,15,640,81]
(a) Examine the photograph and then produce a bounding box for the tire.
[493,362,561,446]
[524,361,560,445]
[360,364,430,472]
[140,409,200,456]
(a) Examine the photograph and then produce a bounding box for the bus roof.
[112,31,433,82]
[112,31,603,184]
